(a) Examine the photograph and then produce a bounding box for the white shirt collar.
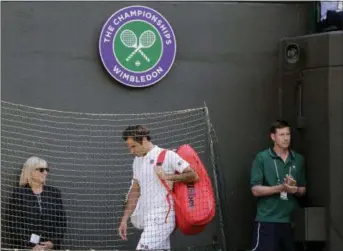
[137,145,159,159]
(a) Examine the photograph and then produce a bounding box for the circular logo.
[99,6,177,88]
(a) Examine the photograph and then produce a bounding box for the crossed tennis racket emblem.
[120,29,156,63]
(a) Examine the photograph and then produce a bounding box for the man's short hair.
[122,125,151,143]
[269,120,290,134]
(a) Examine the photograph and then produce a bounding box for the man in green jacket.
[250,120,307,251]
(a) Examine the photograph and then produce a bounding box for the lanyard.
[273,159,292,184]
[36,194,42,214]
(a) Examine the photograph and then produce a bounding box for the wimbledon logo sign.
[99,6,177,88]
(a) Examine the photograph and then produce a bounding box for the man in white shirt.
[118,125,198,250]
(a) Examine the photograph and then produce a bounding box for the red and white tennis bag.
[156,144,216,235]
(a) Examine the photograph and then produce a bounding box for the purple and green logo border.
[99,5,177,88]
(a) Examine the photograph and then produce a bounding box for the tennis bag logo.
[99,5,177,88]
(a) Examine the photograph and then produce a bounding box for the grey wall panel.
[280,31,343,251]
[328,67,343,251]
[328,32,343,66]
[299,69,330,207]
[280,31,343,72]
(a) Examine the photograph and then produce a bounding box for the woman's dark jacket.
[6,185,67,250]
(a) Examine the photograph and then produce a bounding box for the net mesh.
[1,101,215,251]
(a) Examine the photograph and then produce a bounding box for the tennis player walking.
[118,125,198,250]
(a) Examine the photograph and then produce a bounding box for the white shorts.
[136,209,175,250]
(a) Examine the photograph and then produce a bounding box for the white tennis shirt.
[133,145,189,215]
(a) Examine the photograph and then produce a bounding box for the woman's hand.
[32,241,54,250]
[32,244,44,251]
[41,241,54,249]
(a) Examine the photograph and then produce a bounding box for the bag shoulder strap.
[156,149,172,192]
[156,149,167,167]
[156,149,173,223]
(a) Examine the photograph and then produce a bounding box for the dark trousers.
[251,222,295,251]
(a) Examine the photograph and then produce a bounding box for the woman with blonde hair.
[7,156,66,250]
